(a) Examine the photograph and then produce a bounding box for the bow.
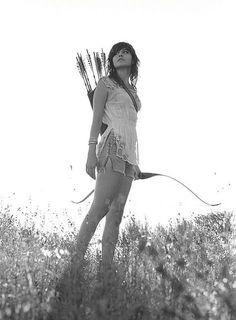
[71,172,221,206]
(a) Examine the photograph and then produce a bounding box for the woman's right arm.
[86,78,108,179]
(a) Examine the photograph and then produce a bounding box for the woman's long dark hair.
[107,42,140,90]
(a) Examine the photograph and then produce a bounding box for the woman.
[74,42,142,275]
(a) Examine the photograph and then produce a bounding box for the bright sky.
[0,0,235,229]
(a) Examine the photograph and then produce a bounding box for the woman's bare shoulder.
[99,76,117,90]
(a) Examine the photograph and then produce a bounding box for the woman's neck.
[116,67,131,86]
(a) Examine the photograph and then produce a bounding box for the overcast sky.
[0,0,235,228]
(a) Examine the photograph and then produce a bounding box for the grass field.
[0,201,236,320]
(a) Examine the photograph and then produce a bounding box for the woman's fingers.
[86,154,98,179]
[86,165,96,180]
[134,165,141,180]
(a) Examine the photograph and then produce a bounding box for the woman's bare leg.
[101,174,133,273]
[74,158,126,263]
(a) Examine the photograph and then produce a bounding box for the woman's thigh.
[104,165,133,228]
[109,172,133,213]
[92,157,129,212]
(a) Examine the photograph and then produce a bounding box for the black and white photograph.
[0,0,236,319]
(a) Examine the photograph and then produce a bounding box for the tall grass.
[0,201,235,320]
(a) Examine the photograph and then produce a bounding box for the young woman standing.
[74,42,142,275]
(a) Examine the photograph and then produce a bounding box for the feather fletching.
[101,49,107,76]
[86,49,97,86]
[79,54,92,92]
[95,53,102,79]
[76,53,89,91]
[86,49,93,69]
[76,48,108,93]
[93,52,99,81]
[76,53,85,78]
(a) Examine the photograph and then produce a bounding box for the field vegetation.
[0,202,236,319]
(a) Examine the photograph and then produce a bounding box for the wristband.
[88,137,98,145]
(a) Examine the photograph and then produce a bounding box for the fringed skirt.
[97,130,137,180]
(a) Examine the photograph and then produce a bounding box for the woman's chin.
[115,63,132,69]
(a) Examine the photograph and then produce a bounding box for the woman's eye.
[116,49,129,55]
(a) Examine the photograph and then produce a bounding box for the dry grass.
[0,202,236,319]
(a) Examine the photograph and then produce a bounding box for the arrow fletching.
[101,48,108,76]
[86,49,97,86]
[95,53,102,79]
[94,52,102,81]
[76,53,92,92]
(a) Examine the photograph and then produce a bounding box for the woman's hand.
[134,165,142,180]
[86,149,98,180]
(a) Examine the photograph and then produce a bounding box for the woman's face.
[112,48,133,69]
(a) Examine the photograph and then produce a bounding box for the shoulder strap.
[121,83,138,113]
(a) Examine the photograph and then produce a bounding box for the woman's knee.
[110,192,127,211]
[106,206,124,228]
[88,201,111,221]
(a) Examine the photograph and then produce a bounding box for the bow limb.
[71,189,95,204]
[71,172,221,207]
[147,173,221,207]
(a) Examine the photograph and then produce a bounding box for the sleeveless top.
[96,76,142,166]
